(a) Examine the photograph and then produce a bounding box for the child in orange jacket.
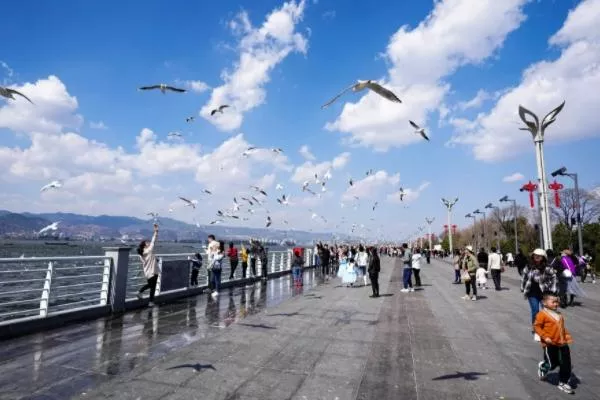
[534,293,574,394]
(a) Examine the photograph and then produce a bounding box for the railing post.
[287,251,292,270]
[270,253,276,273]
[155,257,162,297]
[279,253,284,271]
[257,258,262,277]
[103,247,131,313]
[100,257,111,306]
[39,261,53,317]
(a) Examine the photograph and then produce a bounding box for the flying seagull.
[323,169,332,181]
[202,189,212,195]
[277,194,289,205]
[210,105,230,116]
[266,216,272,228]
[210,219,224,225]
[349,178,354,187]
[366,169,374,176]
[271,148,284,154]
[275,183,284,191]
[38,222,60,235]
[372,202,379,211]
[168,132,183,139]
[186,116,195,123]
[179,196,198,209]
[0,86,34,104]
[138,84,186,93]
[399,187,405,201]
[321,80,402,109]
[409,121,430,141]
[250,186,267,196]
[40,180,62,192]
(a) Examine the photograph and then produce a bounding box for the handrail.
[0,247,314,333]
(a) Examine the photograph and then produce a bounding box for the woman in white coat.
[137,224,159,307]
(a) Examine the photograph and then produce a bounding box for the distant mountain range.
[0,210,342,244]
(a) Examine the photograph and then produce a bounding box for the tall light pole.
[442,198,459,255]
[500,195,519,254]
[518,101,565,250]
[465,213,477,249]
[485,203,501,250]
[425,217,435,250]
[473,209,487,250]
[551,166,584,255]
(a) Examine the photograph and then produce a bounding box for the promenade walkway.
[1,257,599,399]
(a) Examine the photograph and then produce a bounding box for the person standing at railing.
[207,234,220,294]
[240,245,249,279]
[259,244,268,280]
[249,240,258,277]
[189,252,202,287]
[227,242,239,280]
[137,223,159,307]
[208,241,225,297]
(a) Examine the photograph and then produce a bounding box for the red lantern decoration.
[548,180,564,207]
[452,224,457,233]
[521,181,538,208]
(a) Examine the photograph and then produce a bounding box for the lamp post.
[485,203,501,250]
[442,198,459,255]
[425,217,435,250]
[518,101,565,250]
[499,196,519,254]
[473,209,487,250]
[551,166,584,256]
[465,213,477,249]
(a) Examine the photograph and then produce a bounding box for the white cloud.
[291,151,350,183]
[457,89,491,111]
[299,144,316,160]
[89,120,108,130]
[342,170,400,201]
[450,0,600,161]
[176,79,210,93]
[324,0,529,150]
[1,61,14,79]
[0,75,83,134]
[200,0,308,131]
[502,172,525,183]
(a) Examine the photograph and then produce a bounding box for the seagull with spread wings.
[321,80,402,109]
[139,84,186,93]
[409,121,430,141]
[275,183,284,191]
[0,86,34,104]
[38,222,60,235]
[40,180,63,192]
[265,216,272,228]
[186,116,195,123]
[210,105,229,116]
[167,132,183,140]
[399,187,405,201]
[250,185,267,196]
[277,194,289,205]
[179,196,198,209]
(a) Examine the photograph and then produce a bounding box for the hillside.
[0,210,340,243]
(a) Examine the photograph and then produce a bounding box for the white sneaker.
[558,383,574,394]
[462,295,470,300]
[409,288,415,292]
[211,291,219,297]
[400,288,409,293]
[137,293,143,300]
[471,296,477,301]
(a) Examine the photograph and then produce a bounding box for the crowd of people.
[135,225,595,395]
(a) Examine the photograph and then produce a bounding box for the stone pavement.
[2,257,600,399]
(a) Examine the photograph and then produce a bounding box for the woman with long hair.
[137,224,159,306]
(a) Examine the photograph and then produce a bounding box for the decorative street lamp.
[465,213,477,249]
[518,101,565,250]
[473,209,487,250]
[551,166,584,256]
[425,217,435,250]
[499,195,519,254]
[441,198,459,255]
[485,203,501,250]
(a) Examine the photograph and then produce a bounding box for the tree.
[551,188,600,229]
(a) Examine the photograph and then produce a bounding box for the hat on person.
[465,245,474,253]
[532,248,547,258]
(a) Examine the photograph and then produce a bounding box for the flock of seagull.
[4,77,427,240]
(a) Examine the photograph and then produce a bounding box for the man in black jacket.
[477,248,489,271]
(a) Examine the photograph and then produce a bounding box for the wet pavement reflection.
[0,269,321,400]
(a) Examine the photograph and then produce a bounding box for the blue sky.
[0,0,598,240]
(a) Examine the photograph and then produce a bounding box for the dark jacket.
[368,256,380,274]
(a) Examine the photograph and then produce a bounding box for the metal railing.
[0,256,111,322]
[0,247,313,329]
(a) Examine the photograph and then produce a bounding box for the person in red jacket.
[534,292,574,394]
[227,242,239,280]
